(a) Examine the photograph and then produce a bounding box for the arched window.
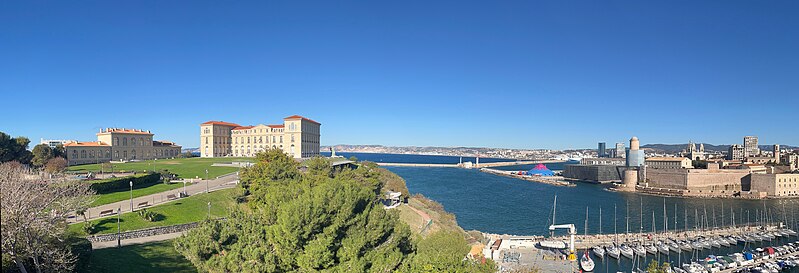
[105,150,110,158]
[72,150,78,159]
[114,137,119,145]
[131,150,136,159]
[123,137,127,146]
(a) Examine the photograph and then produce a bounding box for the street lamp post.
[205,169,209,193]
[116,207,121,248]
[207,202,211,219]
[182,180,187,196]
[129,181,133,212]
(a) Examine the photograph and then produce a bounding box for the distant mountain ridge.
[641,143,798,153]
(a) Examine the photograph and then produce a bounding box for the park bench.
[166,194,177,200]
[99,209,115,217]
[137,201,149,208]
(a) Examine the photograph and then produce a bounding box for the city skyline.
[2,1,798,149]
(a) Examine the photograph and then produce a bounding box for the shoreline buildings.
[200,115,321,159]
[64,128,182,166]
[565,135,799,198]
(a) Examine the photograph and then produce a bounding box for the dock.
[483,225,797,272]
[376,160,565,168]
[479,168,574,187]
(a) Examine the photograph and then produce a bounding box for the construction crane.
[548,223,577,261]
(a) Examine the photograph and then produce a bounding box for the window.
[114,137,119,145]
[81,150,86,158]
[115,151,119,159]
[72,150,78,159]
[291,135,295,143]
[123,137,127,146]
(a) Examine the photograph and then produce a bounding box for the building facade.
[597,142,606,158]
[645,157,693,169]
[744,136,759,158]
[728,144,744,161]
[614,143,625,158]
[625,137,644,167]
[40,138,76,149]
[750,174,799,197]
[200,115,321,159]
[64,128,181,166]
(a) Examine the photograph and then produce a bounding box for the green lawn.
[91,182,185,207]
[71,188,241,236]
[84,240,195,273]
[68,157,252,179]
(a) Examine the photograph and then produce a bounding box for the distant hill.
[641,143,797,153]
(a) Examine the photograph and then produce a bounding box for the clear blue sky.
[1,1,797,150]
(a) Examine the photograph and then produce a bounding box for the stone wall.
[646,168,750,197]
[563,165,625,182]
[86,222,200,242]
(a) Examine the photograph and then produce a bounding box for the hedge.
[89,173,161,194]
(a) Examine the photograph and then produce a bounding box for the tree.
[44,157,67,174]
[0,132,33,164]
[646,261,672,273]
[304,156,332,177]
[0,162,94,273]
[176,150,495,273]
[52,144,65,159]
[31,144,54,167]
[399,231,495,273]
[176,150,414,273]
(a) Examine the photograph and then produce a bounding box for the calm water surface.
[334,153,799,272]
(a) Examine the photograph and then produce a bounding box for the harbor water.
[328,153,799,272]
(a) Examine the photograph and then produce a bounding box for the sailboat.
[580,251,595,271]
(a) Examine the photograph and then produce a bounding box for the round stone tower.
[630,136,640,151]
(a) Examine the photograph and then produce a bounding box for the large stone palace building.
[200,115,321,159]
[64,128,182,166]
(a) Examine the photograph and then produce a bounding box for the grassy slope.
[84,240,195,273]
[68,157,251,179]
[70,188,241,236]
[91,183,184,206]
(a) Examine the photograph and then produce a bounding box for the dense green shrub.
[68,237,92,273]
[137,209,160,222]
[89,173,161,194]
[83,221,98,234]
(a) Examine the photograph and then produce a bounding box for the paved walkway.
[72,173,240,223]
[91,231,186,249]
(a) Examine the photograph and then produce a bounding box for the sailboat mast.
[614,203,618,243]
[640,197,643,234]
[599,207,602,235]
[713,206,717,229]
[585,208,590,236]
[674,203,678,233]
[663,199,667,233]
[721,202,725,228]
[550,195,557,237]
[626,201,629,234]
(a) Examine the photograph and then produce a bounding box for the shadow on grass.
[93,218,124,234]
[87,241,196,273]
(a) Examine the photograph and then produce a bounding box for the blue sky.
[1,1,797,150]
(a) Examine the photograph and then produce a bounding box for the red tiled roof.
[201,121,241,127]
[64,141,109,147]
[267,124,284,128]
[232,126,254,130]
[284,115,320,125]
[97,128,153,135]
[153,140,181,147]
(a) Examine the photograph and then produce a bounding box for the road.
[72,173,240,223]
